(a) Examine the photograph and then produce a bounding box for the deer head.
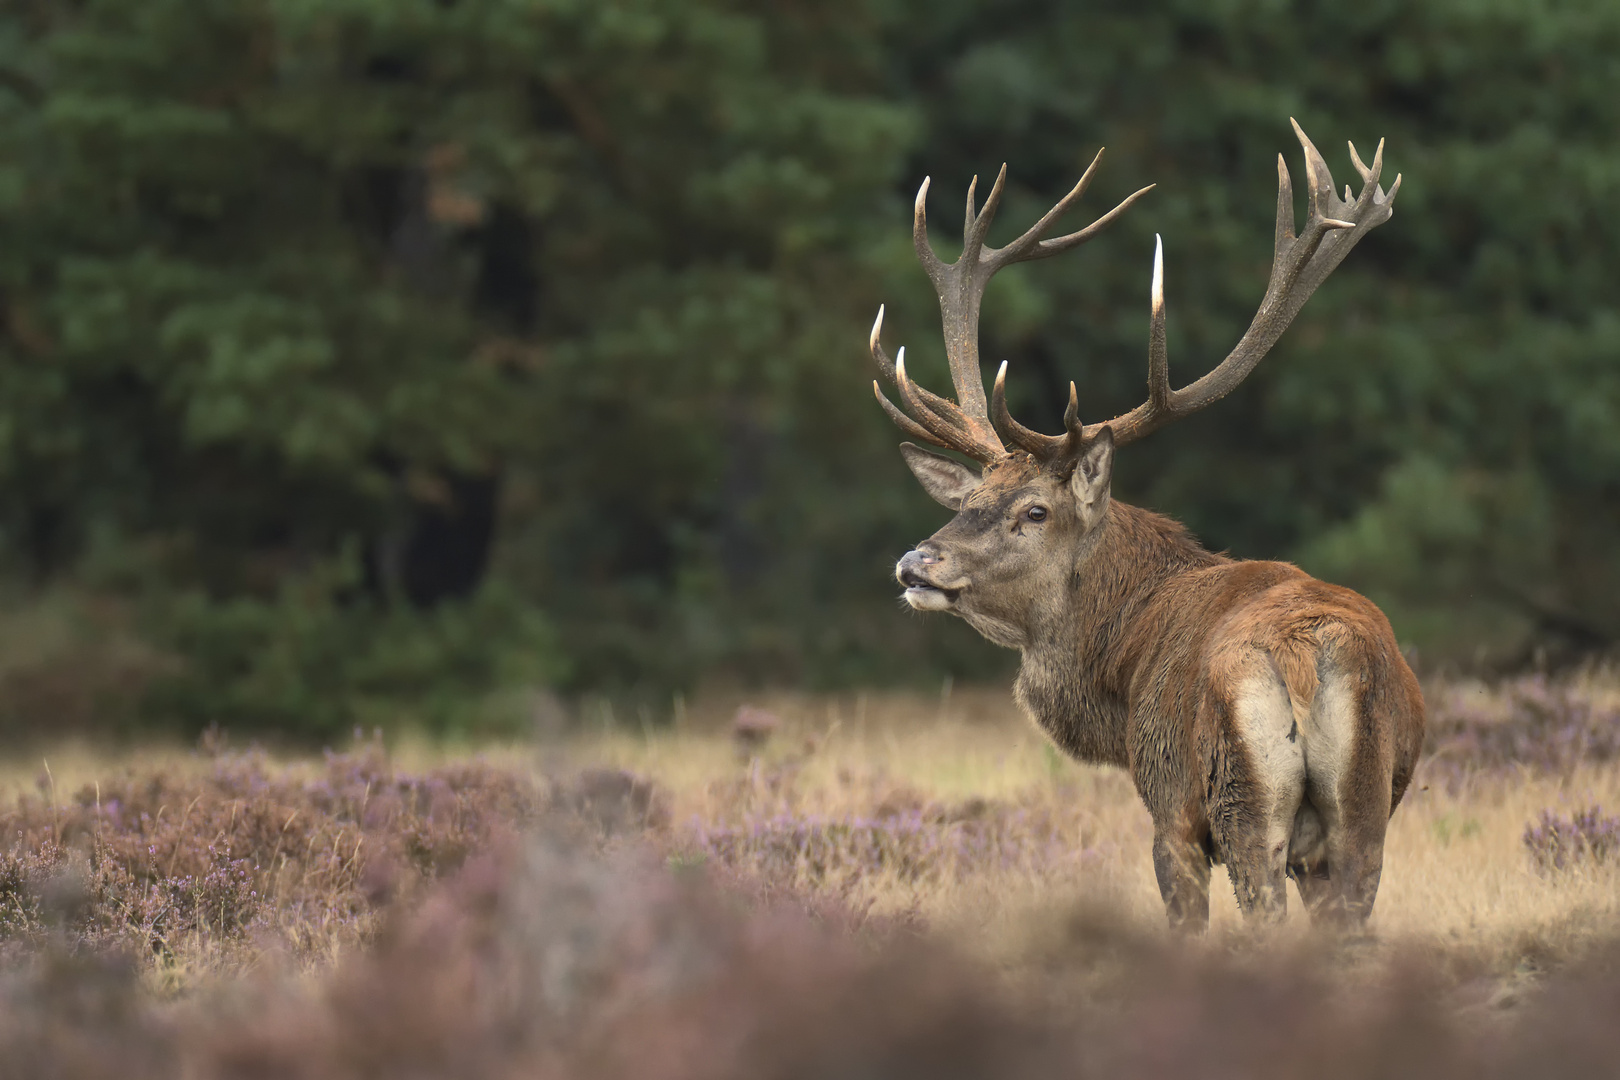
[875,121,1400,647]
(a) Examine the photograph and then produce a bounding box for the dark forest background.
[0,0,1615,738]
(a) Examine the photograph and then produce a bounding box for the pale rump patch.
[1231,673,1306,866]
[1229,659,1365,875]
[1294,665,1360,859]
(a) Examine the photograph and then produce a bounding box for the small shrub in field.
[1523,807,1620,873]
[0,844,57,939]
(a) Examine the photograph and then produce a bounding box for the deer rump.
[1123,563,1424,919]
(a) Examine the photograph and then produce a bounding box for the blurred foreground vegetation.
[0,1,1617,736]
[1,677,1620,1075]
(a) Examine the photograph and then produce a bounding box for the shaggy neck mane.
[1016,500,1228,765]
[1067,500,1222,635]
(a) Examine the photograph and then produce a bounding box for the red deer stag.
[872,121,1423,929]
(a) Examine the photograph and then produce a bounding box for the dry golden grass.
[4,676,1618,1001]
[544,681,1620,989]
[7,678,1620,1076]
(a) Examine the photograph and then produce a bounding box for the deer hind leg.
[1296,807,1387,928]
[1151,828,1211,932]
[1298,666,1393,928]
[1217,671,1306,924]
[1286,798,1335,916]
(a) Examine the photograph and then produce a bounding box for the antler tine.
[1274,153,1295,254]
[1023,182,1156,263]
[873,381,952,450]
[871,303,991,434]
[1033,149,1103,233]
[1347,138,1378,184]
[1146,235,1170,411]
[990,149,1102,266]
[1082,236,1173,446]
[892,344,1004,462]
[980,164,1008,230]
[962,164,1009,266]
[893,348,976,438]
[1094,122,1399,447]
[1294,119,1332,222]
[1347,138,1389,218]
[872,304,988,454]
[991,362,1066,457]
[871,299,1003,461]
[869,306,895,382]
[913,177,944,281]
[872,149,1153,463]
[991,364,1094,467]
[1061,382,1081,434]
[988,149,1158,270]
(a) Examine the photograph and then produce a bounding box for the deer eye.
[1023,505,1048,523]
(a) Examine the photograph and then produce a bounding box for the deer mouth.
[899,569,962,609]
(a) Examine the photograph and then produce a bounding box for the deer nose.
[896,547,943,586]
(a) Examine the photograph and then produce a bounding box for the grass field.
[560,680,1620,982]
[3,673,1620,1075]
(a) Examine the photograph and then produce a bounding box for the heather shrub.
[689,804,1076,896]
[1523,807,1620,873]
[0,950,173,1080]
[9,829,1620,1078]
[0,844,57,941]
[551,767,672,836]
[676,758,1104,908]
[0,740,556,965]
[1423,675,1620,790]
[19,682,1620,1075]
[0,835,1064,1079]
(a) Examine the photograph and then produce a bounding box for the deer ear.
[1069,427,1114,529]
[899,443,982,509]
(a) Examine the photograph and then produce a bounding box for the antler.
[871,151,1154,463]
[996,120,1402,458]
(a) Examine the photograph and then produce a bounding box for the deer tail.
[1272,632,1320,734]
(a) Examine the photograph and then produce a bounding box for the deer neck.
[1014,500,1225,766]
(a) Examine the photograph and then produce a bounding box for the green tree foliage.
[0,0,954,734]
[0,0,1616,736]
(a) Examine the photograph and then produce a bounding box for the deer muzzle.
[896,548,964,610]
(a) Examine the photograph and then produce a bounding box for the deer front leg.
[1151,829,1210,932]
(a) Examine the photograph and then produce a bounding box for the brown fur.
[898,465,1425,931]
